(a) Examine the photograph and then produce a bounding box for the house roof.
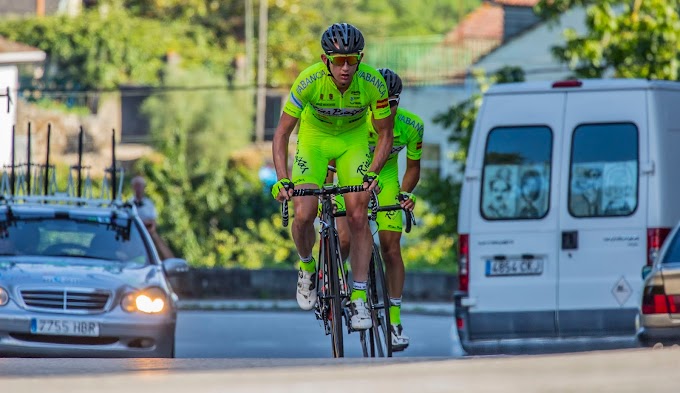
[492,0,540,6]
[0,36,46,64]
[444,2,504,44]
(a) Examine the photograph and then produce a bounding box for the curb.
[177,299,454,316]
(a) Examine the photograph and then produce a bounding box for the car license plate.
[30,318,100,337]
[486,259,544,276]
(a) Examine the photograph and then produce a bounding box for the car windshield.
[662,230,680,264]
[0,218,149,265]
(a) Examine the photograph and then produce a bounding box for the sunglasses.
[389,96,400,108]
[327,54,361,66]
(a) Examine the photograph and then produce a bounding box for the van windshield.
[481,126,552,220]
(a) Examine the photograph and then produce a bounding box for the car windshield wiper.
[43,253,117,261]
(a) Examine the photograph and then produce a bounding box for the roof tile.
[0,36,41,54]
[492,0,539,7]
[444,2,504,43]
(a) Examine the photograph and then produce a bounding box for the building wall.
[473,7,587,81]
[0,65,17,166]
[399,85,472,182]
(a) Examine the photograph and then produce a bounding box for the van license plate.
[30,318,100,337]
[486,259,543,276]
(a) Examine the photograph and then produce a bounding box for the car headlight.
[0,287,8,306]
[121,287,166,314]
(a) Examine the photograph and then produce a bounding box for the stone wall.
[169,268,458,302]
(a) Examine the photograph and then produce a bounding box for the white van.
[455,79,680,354]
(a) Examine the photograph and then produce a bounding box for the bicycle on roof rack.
[0,122,134,240]
[0,123,126,207]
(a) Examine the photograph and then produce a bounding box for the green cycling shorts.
[333,158,403,233]
[292,123,371,187]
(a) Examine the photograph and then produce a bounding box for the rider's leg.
[343,191,373,330]
[379,230,405,317]
[336,215,350,262]
[290,130,331,310]
[344,192,371,294]
[292,188,320,271]
[379,229,410,350]
[334,127,373,330]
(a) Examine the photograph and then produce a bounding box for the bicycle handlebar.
[281,184,378,227]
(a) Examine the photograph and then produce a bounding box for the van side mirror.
[641,265,652,280]
[163,258,190,276]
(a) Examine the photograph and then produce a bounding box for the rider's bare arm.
[272,112,299,181]
[368,116,394,175]
[401,158,421,193]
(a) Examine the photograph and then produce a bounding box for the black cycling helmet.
[321,23,365,55]
[378,68,403,97]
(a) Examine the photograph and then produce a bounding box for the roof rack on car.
[0,122,127,208]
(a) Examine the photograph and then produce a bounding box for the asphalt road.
[175,310,462,358]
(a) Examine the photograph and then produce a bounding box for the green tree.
[535,0,680,79]
[0,8,227,91]
[141,66,253,170]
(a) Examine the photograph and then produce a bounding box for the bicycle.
[336,194,416,357]
[281,183,378,358]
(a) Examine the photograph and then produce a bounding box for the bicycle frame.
[281,184,378,358]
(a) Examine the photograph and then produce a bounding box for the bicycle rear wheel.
[327,234,344,358]
[367,243,392,357]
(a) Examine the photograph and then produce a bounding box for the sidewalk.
[177,299,454,316]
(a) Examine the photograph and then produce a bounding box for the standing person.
[331,68,423,350]
[271,23,394,330]
[130,175,175,261]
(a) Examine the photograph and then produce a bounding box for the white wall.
[473,7,587,81]
[399,84,472,182]
[0,66,18,167]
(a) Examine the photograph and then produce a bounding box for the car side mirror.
[641,265,652,280]
[163,258,190,276]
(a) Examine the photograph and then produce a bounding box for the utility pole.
[245,0,254,84]
[36,0,45,16]
[254,0,268,143]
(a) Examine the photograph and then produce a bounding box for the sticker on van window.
[570,161,636,217]
[482,164,549,219]
[602,161,636,216]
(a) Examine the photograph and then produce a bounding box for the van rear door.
[557,89,647,336]
[467,92,564,340]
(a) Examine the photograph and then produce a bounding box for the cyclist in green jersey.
[271,23,394,331]
[331,68,423,350]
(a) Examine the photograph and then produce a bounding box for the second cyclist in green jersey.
[332,68,423,351]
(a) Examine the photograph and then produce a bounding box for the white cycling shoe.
[391,324,410,351]
[350,298,372,330]
[296,269,317,311]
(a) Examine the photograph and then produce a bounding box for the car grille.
[20,289,110,313]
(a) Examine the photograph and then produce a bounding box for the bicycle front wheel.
[327,234,344,358]
[367,243,392,357]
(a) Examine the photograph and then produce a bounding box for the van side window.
[481,126,552,220]
[569,123,638,218]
